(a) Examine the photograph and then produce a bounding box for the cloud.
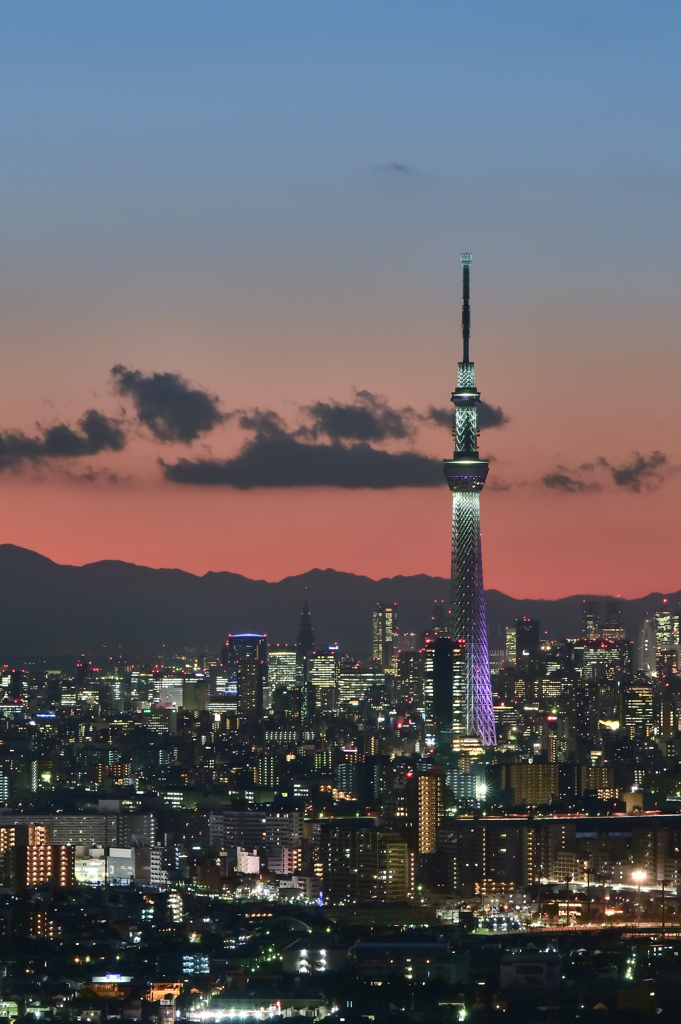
[161,410,443,489]
[374,163,415,173]
[541,451,670,494]
[542,472,600,493]
[608,451,667,492]
[0,410,125,471]
[111,365,224,443]
[302,391,413,443]
[478,402,510,430]
[426,401,508,431]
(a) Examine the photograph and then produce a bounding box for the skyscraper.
[221,634,268,717]
[637,618,656,675]
[443,254,496,748]
[296,593,315,720]
[372,602,396,669]
[654,603,680,676]
[582,600,600,640]
[602,600,625,641]
[296,593,315,658]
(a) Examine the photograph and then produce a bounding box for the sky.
[0,1,679,597]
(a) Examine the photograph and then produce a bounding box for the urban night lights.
[1,4,681,1022]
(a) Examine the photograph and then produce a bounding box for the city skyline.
[0,7,679,1015]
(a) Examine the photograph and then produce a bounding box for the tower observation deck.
[442,254,497,748]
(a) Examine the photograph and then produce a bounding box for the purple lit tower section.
[442,253,497,748]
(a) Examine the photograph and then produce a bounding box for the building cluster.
[0,591,674,1019]
[0,258,676,1020]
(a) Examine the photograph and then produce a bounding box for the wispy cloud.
[542,472,600,493]
[541,451,669,494]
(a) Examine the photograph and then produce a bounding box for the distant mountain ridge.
[0,544,673,661]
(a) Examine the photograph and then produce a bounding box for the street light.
[632,870,646,926]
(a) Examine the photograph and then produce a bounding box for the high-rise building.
[638,619,656,675]
[395,651,424,706]
[442,254,496,748]
[620,683,654,738]
[268,648,299,716]
[654,604,680,676]
[309,650,338,716]
[602,601,625,641]
[417,766,445,854]
[582,600,600,640]
[296,595,315,719]
[372,603,397,669]
[426,599,452,640]
[268,649,297,688]
[499,764,560,807]
[516,618,540,660]
[504,627,517,666]
[326,828,409,902]
[296,593,315,658]
[222,634,268,717]
[429,637,465,751]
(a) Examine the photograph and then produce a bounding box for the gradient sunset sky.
[0,1,679,598]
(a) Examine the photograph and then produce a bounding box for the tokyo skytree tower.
[442,254,497,748]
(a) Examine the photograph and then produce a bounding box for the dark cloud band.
[161,411,443,489]
[0,410,125,470]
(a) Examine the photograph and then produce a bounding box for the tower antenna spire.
[460,252,472,362]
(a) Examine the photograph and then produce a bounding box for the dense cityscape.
[0,592,678,1022]
[0,257,677,1024]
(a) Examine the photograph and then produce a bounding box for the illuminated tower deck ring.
[442,253,497,748]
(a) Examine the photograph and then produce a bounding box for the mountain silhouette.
[0,544,671,661]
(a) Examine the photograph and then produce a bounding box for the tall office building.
[268,650,297,688]
[427,599,452,640]
[638,619,656,675]
[309,650,338,716]
[222,634,268,717]
[442,254,496,748]
[602,601,625,641]
[372,603,397,669]
[620,683,654,738]
[654,604,680,676]
[516,618,540,660]
[296,593,315,657]
[504,627,517,666]
[429,636,466,751]
[295,594,315,720]
[582,600,600,640]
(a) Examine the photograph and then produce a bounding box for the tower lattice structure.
[442,253,497,748]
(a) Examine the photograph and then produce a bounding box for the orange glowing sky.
[0,2,680,598]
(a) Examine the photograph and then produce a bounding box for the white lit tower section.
[442,253,497,748]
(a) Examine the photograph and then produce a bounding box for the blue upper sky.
[0,1,678,594]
